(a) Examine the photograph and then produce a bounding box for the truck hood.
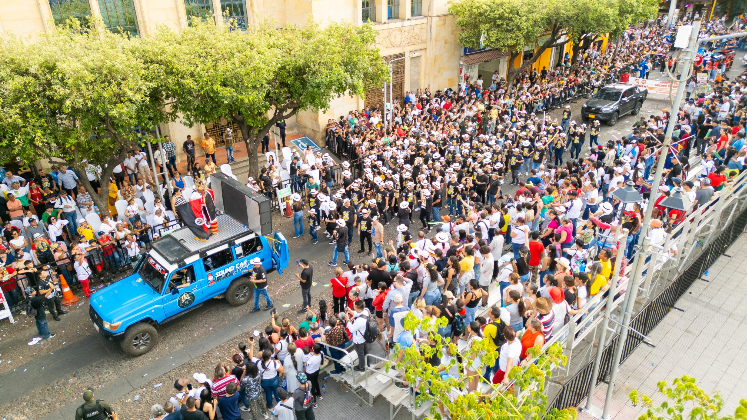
[585,99,616,109]
[90,274,160,324]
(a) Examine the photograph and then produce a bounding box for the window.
[48,0,93,27]
[203,248,234,273]
[362,0,375,22]
[411,0,422,16]
[220,0,247,31]
[183,0,213,25]
[239,237,263,257]
[388,0,400,19]
[97,0,139,36]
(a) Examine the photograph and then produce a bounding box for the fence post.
[563,316,577,377]
[584,229,628,414]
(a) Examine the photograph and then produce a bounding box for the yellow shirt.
[77,226,95,241]
[483,322,500,352]
[460,255,475,273]
[590,274,607,296]
[202,138,216,154]
[600,260,612,279]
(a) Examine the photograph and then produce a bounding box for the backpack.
[363,314,379,344]
[296,388,314,409]
[490,320,507,347]
[452,313,466,336]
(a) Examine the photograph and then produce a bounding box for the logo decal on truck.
[177,291,196,308]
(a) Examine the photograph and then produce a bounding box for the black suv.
[581,84,648,126]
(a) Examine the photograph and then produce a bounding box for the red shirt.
[331,276,348,298]
[708,172,727,188]
[528,241,545,267]
[294,336,314,351]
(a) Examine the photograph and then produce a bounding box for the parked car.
[581,83,648,126]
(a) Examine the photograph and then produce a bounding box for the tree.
[0,20,169,216]
[449,0,656,85]
[388,313,577,419]
[629,376,747,419]
[143,19,388,179]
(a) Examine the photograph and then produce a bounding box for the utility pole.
[666,0,679,27]
[598,18,701,420]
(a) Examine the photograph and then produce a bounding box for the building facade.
[0,0,461,156]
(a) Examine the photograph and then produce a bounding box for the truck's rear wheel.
[226,278,252,306]
[121,323,158,356]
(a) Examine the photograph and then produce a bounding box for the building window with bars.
[97,0,139,36]
[388,0,399,19]
[220,0,247,31]
[184,0,213,25]
[362,0,375,23]
[48,0,93,27]
[411,0,423,16]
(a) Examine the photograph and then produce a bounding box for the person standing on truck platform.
[75,388,117,420]
[250,257,274,313]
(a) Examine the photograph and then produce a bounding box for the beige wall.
[139,0,184,33]
[0,0,50,37]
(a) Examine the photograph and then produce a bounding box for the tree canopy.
[0,20,168,215]
[449,0,657,84]
[142,19,389,178]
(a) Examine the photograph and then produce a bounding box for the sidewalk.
[580,233,747,419]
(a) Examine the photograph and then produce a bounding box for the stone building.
[0,0,461,159]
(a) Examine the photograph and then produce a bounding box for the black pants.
[333,296,346,314]
[114,172,125,188]
[296,407,316,420]
[301,287,312,310]
[359,232,372,253]
[47,296,62,318]
[279,131,286,147]
[378,207,388,224]
[308,370,322,399]
[511,169,520,184]
[419,210,431,229]
[186,155,195,172]
[696,137,708,156]
[205,153,216,165]
[261,139,270,153]
[354,342,369,368]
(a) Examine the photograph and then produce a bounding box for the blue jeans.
[408,290,420,308]
[310,225,317,242]
[431,207,440,223]
[104,253,118,273]
[167,155,177,173]
[438,324,452,339]
[374,242,383,259]
[36,318,51,339]
[261,376,280,408]
[424,288,441,306]
[347,225,354,244]
[293,211,304,236]
[328,347,345,374]
[521,160,532,174]
[464,305,478,323]
[239,383,250,408]
[583,204,598,220]
[253,288,273,309]
[226,147,234,163]
[3,289,18,308]
[64,212,78,236]
[512,242,522,260]
[511,321,524,332]
[332,246,349,265]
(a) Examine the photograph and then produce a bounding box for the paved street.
[580,233,747,419]
[0,83,676,420]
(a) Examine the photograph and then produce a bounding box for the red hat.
[549,287,564,304]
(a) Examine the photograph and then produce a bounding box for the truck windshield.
[138,257,167,293]
[594,89,622,101]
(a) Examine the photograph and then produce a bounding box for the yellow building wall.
[533,46,553,72]
[0,0,50,36]
[140,0,184,33]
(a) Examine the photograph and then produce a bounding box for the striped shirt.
[539,310,555,341]
[211,374,238,400]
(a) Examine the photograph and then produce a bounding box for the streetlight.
[383,52,420,132]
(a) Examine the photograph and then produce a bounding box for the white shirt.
[479,253,494,287]
[254,358,281,380]
[304,353,322,374]
[584,189,599,205]
[565,198,583,219]
[124,157,137,173]
[347,308,370,344]
[74,260,92,281]
[169,389,197,408]
[498,339,522,371]
[137,151,150,167]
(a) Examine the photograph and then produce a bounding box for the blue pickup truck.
[89,213,289,356]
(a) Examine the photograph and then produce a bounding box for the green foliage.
[142,18,387,177]
[0,19,169,214]
[393,312,576,419]
[629,375,747,420]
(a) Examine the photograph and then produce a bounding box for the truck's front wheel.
[121,323,158,356]
[226,278,252,306]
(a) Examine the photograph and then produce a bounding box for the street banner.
[629,77,679,96]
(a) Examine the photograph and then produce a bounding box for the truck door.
[620,88,633,114]
[271,232,289,275]
[161,264,199,319]
[200,244,236,300]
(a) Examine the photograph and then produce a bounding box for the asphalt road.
[0,78,678,420]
